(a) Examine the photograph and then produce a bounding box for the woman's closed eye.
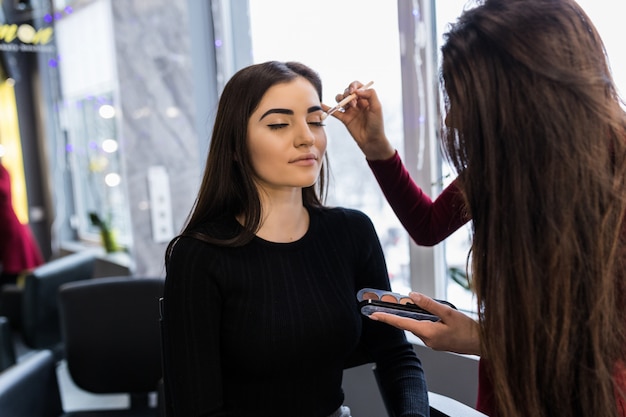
[267,121,325,130]
[268,123,289,130]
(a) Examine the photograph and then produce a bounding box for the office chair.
[58,276,164,416]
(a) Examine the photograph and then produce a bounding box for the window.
[53,0,131,249]
[61,91,129,246]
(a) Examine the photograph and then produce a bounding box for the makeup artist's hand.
[370,292,482,356]
[326,81,396,161]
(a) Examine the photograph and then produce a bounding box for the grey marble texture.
[111,0,201,276]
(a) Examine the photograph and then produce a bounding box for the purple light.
[215,39,223,48]
[48,58,58,68]
[66,144,74,153]
[54,12,63,20]
[88,141,99,150]
[65,6,73,14]
[43,14,53,23]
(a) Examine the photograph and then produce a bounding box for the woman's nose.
[294,123,315,147]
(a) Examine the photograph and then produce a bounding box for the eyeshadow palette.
[356,288,457,322]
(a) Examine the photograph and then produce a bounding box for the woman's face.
[247,77,327,194]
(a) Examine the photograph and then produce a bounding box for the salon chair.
[0,316,16,372]
[0,349,64,417]
[21,251,97,358]
[0,285,22,331]
[58,276,164,416]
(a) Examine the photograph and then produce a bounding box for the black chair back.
[0,349,63,417]
[59,276,164,412]
[21,251,96,353]
[0,316,16,372]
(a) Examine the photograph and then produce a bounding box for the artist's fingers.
[334,81,365,109]
[409,293,452,317]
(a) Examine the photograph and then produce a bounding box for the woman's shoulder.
[167,233,214,262]
[169,218,238,255]
[310,206,375,229]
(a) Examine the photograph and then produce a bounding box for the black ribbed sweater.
[162,206,428,417]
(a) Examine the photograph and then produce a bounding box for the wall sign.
[0,24,54,52]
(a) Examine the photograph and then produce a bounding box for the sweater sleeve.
[162,237,225,417]
[349,211,430,417]
[367,151,470,246]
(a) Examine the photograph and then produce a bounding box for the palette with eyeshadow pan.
[356,288,457,322]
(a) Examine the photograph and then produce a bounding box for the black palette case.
[356,288,456,322]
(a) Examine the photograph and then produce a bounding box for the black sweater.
[162,206,428,417]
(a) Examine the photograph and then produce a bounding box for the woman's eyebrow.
[259,108,292,121]
[259,105,323,121]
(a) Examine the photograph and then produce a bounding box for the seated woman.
[161,61,429,417]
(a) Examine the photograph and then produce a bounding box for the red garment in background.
[0,163,44,278]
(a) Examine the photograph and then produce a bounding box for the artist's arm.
[369,154,468,245]
[327,82,470,245]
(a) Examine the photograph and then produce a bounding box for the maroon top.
[0,164,44,276]
[367,151,468,246]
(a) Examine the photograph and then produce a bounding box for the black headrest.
[0,349,63,417]
[0,316,16,372]
[59,276,164,394]
[21,251,97,350]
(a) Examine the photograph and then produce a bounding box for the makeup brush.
[321,81,374,120]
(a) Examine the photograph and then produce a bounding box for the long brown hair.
[440,0,626,415]
[166,61,329,260]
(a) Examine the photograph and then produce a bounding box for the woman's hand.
[323,81,395,161]
[370,292,481,356]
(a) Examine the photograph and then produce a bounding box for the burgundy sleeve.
[367,151,470,246]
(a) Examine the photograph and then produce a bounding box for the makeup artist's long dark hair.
[166,61,328,259]
[440,0,626,416]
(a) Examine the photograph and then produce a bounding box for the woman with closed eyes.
[161,61,429,417]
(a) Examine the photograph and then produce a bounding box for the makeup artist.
[161,61,429,417]
[332,0,626,416]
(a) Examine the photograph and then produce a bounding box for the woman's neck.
[256,202,309,243]
[238,187,310,243]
